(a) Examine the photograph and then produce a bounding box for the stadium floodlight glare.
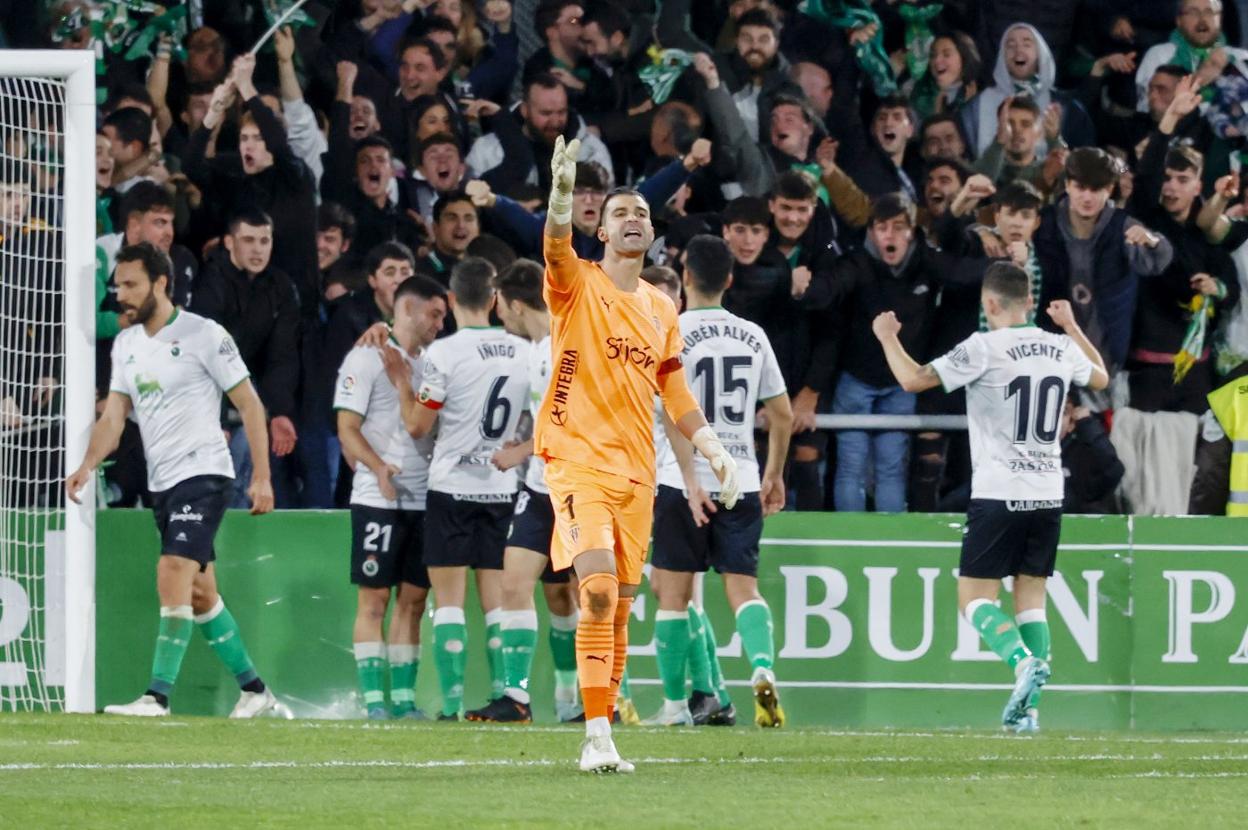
[0,49,95,713]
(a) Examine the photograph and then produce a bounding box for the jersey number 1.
[1005,375,1065,444]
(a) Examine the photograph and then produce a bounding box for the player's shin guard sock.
[501,609,539,704]
[734,599,775,671]
[388,643,419,714]
[654,609,692,702]
[353,642,387,710]
[697,606,732,708]
[966,599,1030,670]
[575,572,619,725]
[686,603,715,695]
[607,597,633,720]
[148,605,194,701]
[433,606,467,716]
[484,608,505,700]
[195,597,263,691]
[549,612,579,699]
[1017,609,1051,706]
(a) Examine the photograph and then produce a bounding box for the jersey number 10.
[1005,375,1066,444]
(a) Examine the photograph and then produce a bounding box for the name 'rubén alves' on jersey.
[656,307,786,495]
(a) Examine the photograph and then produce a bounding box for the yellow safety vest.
[1208,377,1248,517]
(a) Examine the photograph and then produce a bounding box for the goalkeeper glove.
[548,135,580,225]
[691,425,740,510]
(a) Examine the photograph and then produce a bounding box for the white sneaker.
[230,688,278,719]
[103,694,169,717]
[644,699,694,726]
[579,734,622,773]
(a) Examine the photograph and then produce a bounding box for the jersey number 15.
[693,356,751,425]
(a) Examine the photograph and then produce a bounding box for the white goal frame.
[0,50,95,713]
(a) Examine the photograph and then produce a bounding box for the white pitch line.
[4,753,1248,773]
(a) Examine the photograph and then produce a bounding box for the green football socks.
[501,609,539,704]
[734,599,775,671]
[695,606,732,708]
[687,603,715,696]
[484,608,505,700]
[966,599,1030,669]
[388,643,419,714]
[353,641,387,709]
[1017,608,1051,707]
[549,612,579,704]
[194,598,259,688]
[433,606,467,717]
[654,609,692,702]
[148,605,193,696]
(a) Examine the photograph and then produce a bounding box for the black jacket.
[185,97,319,319]
[1062,414,1125,513]
[191,248,301,420]
[807,230,981,388]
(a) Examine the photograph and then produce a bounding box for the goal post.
[0,49,95,713]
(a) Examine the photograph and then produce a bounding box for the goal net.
[0,51,95,713]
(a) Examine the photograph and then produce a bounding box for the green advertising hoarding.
[89,510,1248,730]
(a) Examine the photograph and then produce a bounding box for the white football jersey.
[932,326,1095,501]
[333,341,434,510]
[524,335,552,494]
[657,307,787,494]
[418,327,531,496]
[109,309,247,492]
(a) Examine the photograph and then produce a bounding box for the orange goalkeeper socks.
[606,595,633,722]
[575,572,619,722]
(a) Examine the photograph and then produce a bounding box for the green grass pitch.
[2,714,1247,828]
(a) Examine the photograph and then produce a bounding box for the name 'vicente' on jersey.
[932,326,1095,501]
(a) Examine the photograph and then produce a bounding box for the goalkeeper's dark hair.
[394,273,448,306]
[450,256,497,310]
[119,181,174,223]
[493,258,546,311]
[981,261,1030,308]
[117,242,174,297]
[600,186,649,220]
[995,180,1043,213]
[684,234,735,296]
[227,207,274,234]
[103,106,153,152]
[365,241,415,276]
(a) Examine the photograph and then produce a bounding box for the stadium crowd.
[4,0,1248,516]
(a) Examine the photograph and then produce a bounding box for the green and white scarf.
[801,0,896,95]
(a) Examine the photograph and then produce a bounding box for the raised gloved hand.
[548,134,581,224]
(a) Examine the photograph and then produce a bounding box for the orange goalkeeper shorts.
[543,457,654,586]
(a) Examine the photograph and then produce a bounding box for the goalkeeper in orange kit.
[536,136,740,774]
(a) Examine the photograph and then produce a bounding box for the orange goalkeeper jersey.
[535,232,699,485]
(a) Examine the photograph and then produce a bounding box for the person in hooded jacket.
[960,23,1096,160]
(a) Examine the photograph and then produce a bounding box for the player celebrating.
[334,275,448,719]
[390,257,530,720]
[873,263,1108,733]
[67,243,280,718]
[465,260,582,724]
[538,137,740,773]
[650,235,794,728]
